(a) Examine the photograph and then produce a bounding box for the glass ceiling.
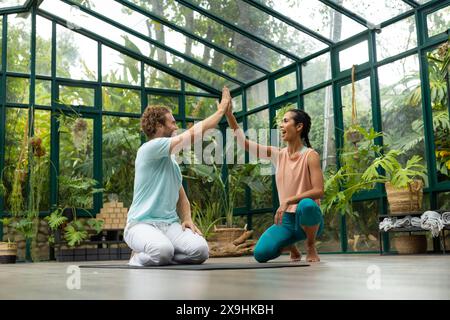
[0,0,440,92]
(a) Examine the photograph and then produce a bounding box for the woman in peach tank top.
[225,107,324,263]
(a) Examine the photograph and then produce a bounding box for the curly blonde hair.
[141,105,171,139]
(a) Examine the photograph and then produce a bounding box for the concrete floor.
[1,254,449,300]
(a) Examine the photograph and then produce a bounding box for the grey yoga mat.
[79,262,310,270]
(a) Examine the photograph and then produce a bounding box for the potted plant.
[362,150,427,214]
[46,176,104,249]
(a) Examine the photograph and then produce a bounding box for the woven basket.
[392,235,427,254]
[385,180,423,215]
[0,242,17,264]
[208,226,245,244]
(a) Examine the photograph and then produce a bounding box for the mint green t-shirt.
[126,137,182,226]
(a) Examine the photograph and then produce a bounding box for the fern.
[45,208,68,231]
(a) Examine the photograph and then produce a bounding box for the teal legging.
[253,198,324,263]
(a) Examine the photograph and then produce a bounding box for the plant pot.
[385,180,423,215]
[392,235,427,254]
[345,128,363,144]
[0,242,17,264]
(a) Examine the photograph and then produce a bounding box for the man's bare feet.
[306,245,320,262]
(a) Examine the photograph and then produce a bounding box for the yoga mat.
[79,262,310,270]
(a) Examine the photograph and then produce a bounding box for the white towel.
[442,212,450,225]
[411,217,422,228]
[379,217,396,231]
[393,216,412,228]
[421,211,444,237]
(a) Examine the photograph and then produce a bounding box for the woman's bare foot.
[289,246,301,262]
[306,245,320,262]
[282,245,301,262]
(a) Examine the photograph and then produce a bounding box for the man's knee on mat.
[143,242,174,265]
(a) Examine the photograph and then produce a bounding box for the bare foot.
[282,245,301,262]
[289,246,301,262]
[306,245,320,262]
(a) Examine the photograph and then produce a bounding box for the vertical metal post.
[0,16,8,241]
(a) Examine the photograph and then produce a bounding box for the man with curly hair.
[124,87,231,266]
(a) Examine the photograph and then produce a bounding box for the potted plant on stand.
[45,175,104,260]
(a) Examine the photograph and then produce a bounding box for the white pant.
[124,222,209,266]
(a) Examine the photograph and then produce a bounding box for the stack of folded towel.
[442,212,450,225]
[379,210,447,237]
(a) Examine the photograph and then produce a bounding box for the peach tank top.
[275,147,320,212]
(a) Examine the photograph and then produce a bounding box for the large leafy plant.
[322,125,426,218]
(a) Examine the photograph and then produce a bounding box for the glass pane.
[0,0,26,7]
[102,46,140,86]
[254,0,365,42]
[40,0,236,90]
[232,95,243,113]
[103,116,141,208]
[437,191,450,210]
[275,72,297,97]
[145,64,181,90]
[246,80,268,111]
[427,45,450,182]
[376,16,417,62]
[102,87,141,114]
[317,211,341,253]
[247,109,272,209]
[34,110,51,211]
[35,79,51,106]
[228,122,246,208]
[339,41,369,71]
[185,95,216,118]
[347,200,380,252]
[58,116,94,208]
[341,77,373,132]
[56,25,98,81]
[59,85,95,107]
[72,0,264,83]
[185,82,208,93]
[148,94,179,115]
[302,53,331,89]
[378,55,428,186]
[427,5,450,38]
[127,0,293,72]
[6,77,29,104]
[36,16,52,76]
[252,212,274,239]
[7,14,31,73]
[3,108,28,211]
[189,0,327,58]
[304,86,336,171]
[331,0,411,25]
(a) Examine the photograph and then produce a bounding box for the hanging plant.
[345,65,364,145]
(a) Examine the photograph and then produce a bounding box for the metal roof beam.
[37,8,221,94]
[116,0,270,75]
[61,0,243,86]
[241,0,334,46]
[174,0,300,62]
[318,0,370,28]
[401,0,420,8]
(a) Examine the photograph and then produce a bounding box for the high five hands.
[217,86,232,115]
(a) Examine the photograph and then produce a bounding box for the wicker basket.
[385,180,423,215]
[0,242,17,264]
[392,235,427,254]
[208,226,245,243]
